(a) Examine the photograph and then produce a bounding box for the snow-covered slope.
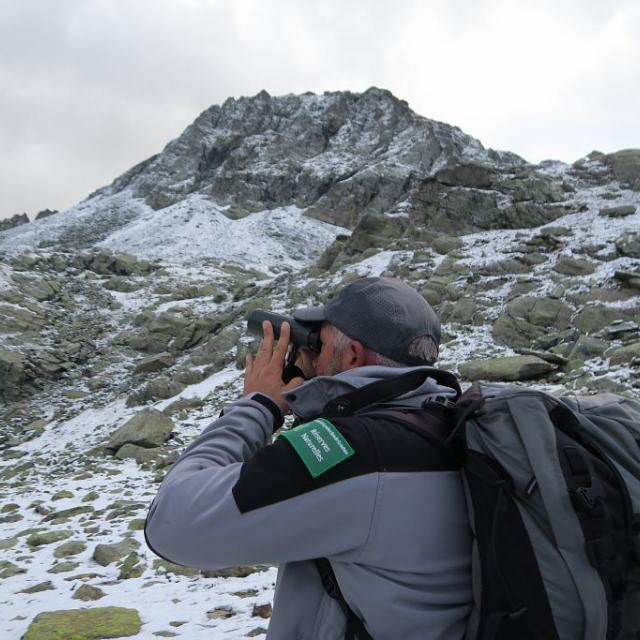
[0,90,639,640]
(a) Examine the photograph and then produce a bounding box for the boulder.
[0,560,26,578]
[553,256,596,276]
[10,274,59,301]
[203,564,270,578]
[133,352,176,374]
[20,581,55,594]
[567,336,609,361]
[605,342,640,365]
[459,355,558,382]
[0,213,29,231]
[93,538,140,566]
[603,149,640,189]
[21,607,141,640]
[53,541,86,558]
[102,276,142,292]
[599,204,636,218]
[614,270,640,290]
[114,443,167,465]
[72,584,105,601]
[0,304,46,333]
[0,347,28,401]
[616,232,640,258]
[573,305,632,334]
[434,164,497,188]
[26,530,73,547]
[438,298,485,326]
[118,552,146,579]
[126,377,185,406]
[492,296,572,348]
[188,326,241,368]
[35,208,59,220]
[106,408,174,451]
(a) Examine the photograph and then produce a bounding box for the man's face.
[296,323,348,378]
[314,323,352,377]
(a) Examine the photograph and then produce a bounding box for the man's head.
[293,277,441,376]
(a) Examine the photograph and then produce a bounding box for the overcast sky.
[1,0,639,221]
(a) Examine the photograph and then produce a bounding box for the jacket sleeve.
[144,394,379,569]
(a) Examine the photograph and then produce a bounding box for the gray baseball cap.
[293,277,441,365]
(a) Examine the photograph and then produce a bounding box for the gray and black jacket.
[145,366,473,639]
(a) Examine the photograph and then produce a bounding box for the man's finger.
[254,321,274,365]
[274,321,291,360]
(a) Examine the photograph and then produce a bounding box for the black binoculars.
[246,310,322,382]
[246,310,322,352]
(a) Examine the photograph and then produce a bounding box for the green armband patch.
[281,418,355,478]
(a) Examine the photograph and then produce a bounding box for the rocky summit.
[0,88,639,639]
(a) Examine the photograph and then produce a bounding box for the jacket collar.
[283,365,457,422]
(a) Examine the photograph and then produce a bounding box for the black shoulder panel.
[232,413,457,513]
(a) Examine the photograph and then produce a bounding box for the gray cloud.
[1,0,639,220]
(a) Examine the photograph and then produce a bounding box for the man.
[145,277,472,639]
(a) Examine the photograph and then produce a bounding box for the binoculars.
[246,310,322,382]
[246,310,322,352]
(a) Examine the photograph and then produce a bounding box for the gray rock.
[553,256,596,276]
[21,607,141,639]
[203,565,270,578]
[102,276,142,292]
[133,352,176,374]
[567,336,609,360]
[114,443,166,465]
[73,584,105,601]
[602,149,640,190]
[514,349,569,365]
[20,580,54,593]
[118,552,146,579]
[573,305,632,334]
[152,559,199,577]
[27,529,74,547]
[35,208,59,220]
[48,561,80,574]
[126,377,185,406]
[606,342,640,365]
[53,541,87,558]
[459,355,558,382]
[92,538,140,566]
[0,213,29,231]
[0,304,46,333]
[163,397,204,416]
[106,408,174,451]
[599,204,636,218]
[607,321,640,339]
[0,560,26,578]
[44,506,94,522]
[614,270,640,290]
[616,232,640,258]
[492,296,572,348]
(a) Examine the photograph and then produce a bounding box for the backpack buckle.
[569,474,606,517]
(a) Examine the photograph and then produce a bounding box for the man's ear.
[344,340,368,369]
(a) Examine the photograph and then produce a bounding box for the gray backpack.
[454,383,640,640]
[316,369,640,640]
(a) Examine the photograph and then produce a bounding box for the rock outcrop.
[0,213,29,231]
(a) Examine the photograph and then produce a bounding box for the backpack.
[315,369,640,640]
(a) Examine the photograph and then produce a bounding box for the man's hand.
[244,321,304,414]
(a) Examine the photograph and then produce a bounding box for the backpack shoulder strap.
[365,406,462,466]
[313,558,374,640]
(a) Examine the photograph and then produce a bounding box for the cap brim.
[292,306,326,322]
